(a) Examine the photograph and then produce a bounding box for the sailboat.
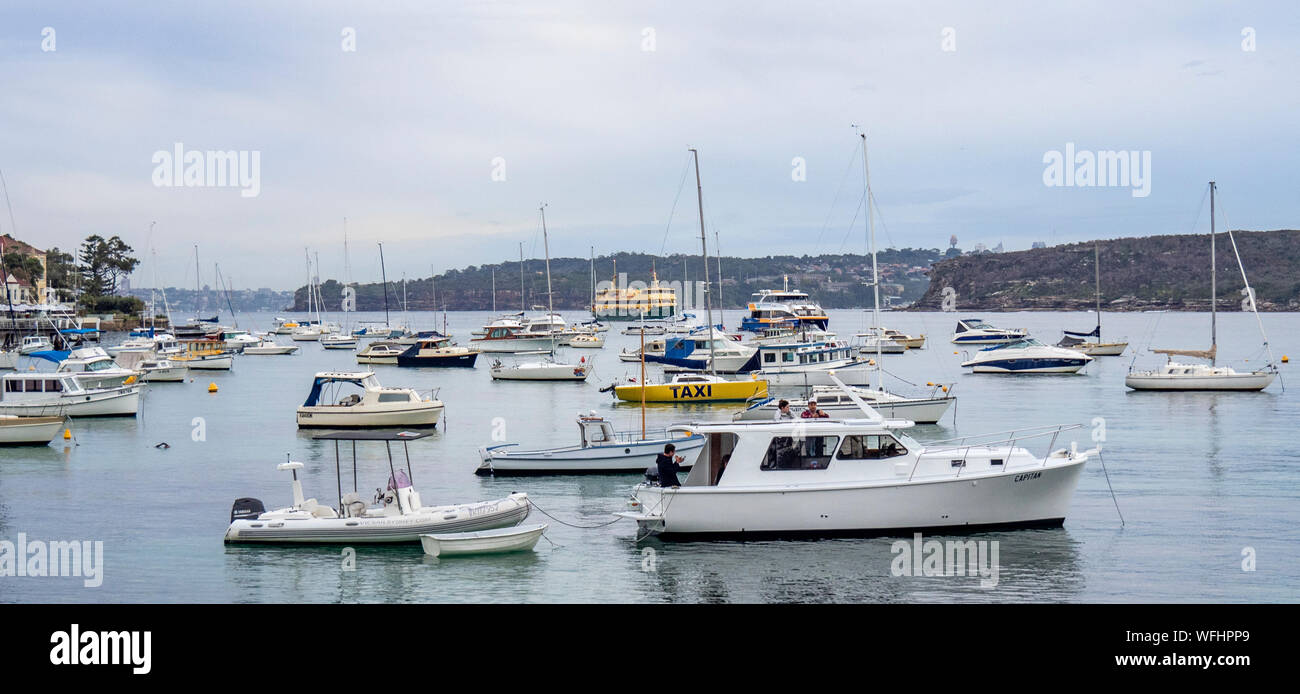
[290,251,324,341]
[321,223,360,350]
[1125,182,1279,391]
[610,149,768,404]
[1057,242,1128,356]
[490,204,590,381]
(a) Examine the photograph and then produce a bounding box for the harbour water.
[2,309,1297,603]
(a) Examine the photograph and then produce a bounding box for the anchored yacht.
[950,318,1028,345]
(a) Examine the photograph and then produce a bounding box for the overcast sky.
[2,1,1297,290]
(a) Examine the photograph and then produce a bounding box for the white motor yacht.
[961,339,1093,374]
[296,371,443,429]
[51,347,137,388]
[950,318,1028,345]
[0,372,140,417]
[618,385,1094,539]
[478,413,704,475]
[243,337,300,355]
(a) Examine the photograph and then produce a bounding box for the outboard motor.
[644,464,660,485]
[230,497,265,524]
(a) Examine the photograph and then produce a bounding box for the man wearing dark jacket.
[655,443,685,487]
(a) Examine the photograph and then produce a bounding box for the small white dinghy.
[489,356,589,381]
[420,523,548,558]
[0,414,67,445]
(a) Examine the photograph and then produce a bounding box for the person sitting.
[773,399,794,420]
[655,443,686,488]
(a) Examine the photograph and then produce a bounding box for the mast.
[314,251,324,324]
[715,229,723,328]
[1094,241,1102,337]
[519,242,525,313]
[194,244,201,318]
[540,204,555,350]
[1209,180,1217,365]
[491,268,496,314]
[589,246,595,318]
[861,131,882,388]
[342,218,352,331]
[303,249,312,319]
[377,242,391,327]
[690,148,716,377]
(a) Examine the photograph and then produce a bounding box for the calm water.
[2,309,1297,603]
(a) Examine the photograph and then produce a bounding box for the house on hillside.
[0,234,48,304]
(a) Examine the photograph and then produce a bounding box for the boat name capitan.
[1013,472,1042,483]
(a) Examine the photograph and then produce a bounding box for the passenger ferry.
[592,268,677,321]
[740,280,829,332]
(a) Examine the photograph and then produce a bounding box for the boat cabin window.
[760,435,839,471]
[26,379,43,392]
[45,379,63,392]
[836,434,908,460]
[377,392,411,403]
[4,380,20,393]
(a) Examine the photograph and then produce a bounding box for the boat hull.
[1124,372,1276,391]
[966,358,1090,374]
[628,458,1084,539]
[396,353,479,368]
[0,387,140,417]
[176,355,234,370]
[225,494,530,543]
[243,346,300,355]
[296,403,443,428]
[614,380,768,403]
[1076,342,1128,356]
[140,367,188,382]
[0,416,66,445]
[419,523,548,557]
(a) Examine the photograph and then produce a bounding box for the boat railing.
[913,423,1083,481]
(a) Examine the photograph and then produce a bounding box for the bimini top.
[302,371,382,407]
[312,431,431,441]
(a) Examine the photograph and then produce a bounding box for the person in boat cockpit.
[800,400,829,419]
[656,443,685,488]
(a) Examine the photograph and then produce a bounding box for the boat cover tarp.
[302,375,361,407]
[27,350,70,363]
[59,328,101,335]
[1063,326,1100,338]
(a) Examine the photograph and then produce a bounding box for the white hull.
[970,363,1087,374]
[140,366,188,382]
[0,416,66,444]
[420,523,547,557]
[1125,372,1276,391]
[470,337,558,353]
[478,436,704,474]
[0,387,139,417]
[628,459,1084,537]
[1077,342,1128,356]
[296,402,443,428]
[490,363,588,381]
[226,494,529,543]
[356,355,398,365]
[244,345,300,355]
[177,355,234,370]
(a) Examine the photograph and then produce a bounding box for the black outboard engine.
[230,497,266,524]
[644,464,660,485]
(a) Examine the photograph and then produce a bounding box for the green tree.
[45,247,75,289]
[77,235,139,296]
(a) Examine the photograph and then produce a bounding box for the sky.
[1,1,1297,290]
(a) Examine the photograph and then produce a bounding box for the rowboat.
[419,523,548,557]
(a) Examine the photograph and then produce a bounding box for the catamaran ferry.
[592,268,677,321]
[740,281,829,332]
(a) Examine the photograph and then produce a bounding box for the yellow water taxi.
[614,373,768,403]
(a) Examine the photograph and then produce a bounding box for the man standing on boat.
[655,443,685,488]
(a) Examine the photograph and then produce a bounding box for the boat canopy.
[302,372,379,407]
[59,328,101,335]
[1063,326,1100,338]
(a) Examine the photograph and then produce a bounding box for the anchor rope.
[526,498,623,529]
[1097,451,1124,527]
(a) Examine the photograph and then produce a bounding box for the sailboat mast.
[690,148,716,378]
[194,244,201,317]
[377,242,391,326]
[1209,180,1217,366]
[1095,242,1102,337]
[715,230,724,328]
[861,132,882,388]
[519,242,525,313]
[491,268,496,314]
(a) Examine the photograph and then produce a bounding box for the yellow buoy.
[952,351,958,355]
[926,382,934,386]
[208,382,218,393]
[124,374,137,385]
[1283,355,1290,363]
[63,428,72,440]
[942,386,949,393]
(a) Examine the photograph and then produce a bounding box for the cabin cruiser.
[477,413,705,475]
[0,372,140,417]
[646,328,758,374]
[734,384,954,424]
[489,356,589,381]
[617,389,1094,539]
[296,371,443,429]
[243,337,299,355]
[321,333,360,350]
[468,325,557,353]
[356,341,406,365]
[135,357,188,382]
[471,312,525,337]
[396,336,479,367]
[740,285,829,332]
[224,432,530,543]
[52,347,137,388]
[880,328,925,349]
[854,328,907,354]
[752,339,875,387]
[0,414,68,445]
[17,336,53,355]
[961,339,1092,374]
[219,330,263,351]
[950,318,1028,345]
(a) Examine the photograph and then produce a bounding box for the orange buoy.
[1283,355,1290,364]
[208,382,218,393]
[63,428,72,440]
